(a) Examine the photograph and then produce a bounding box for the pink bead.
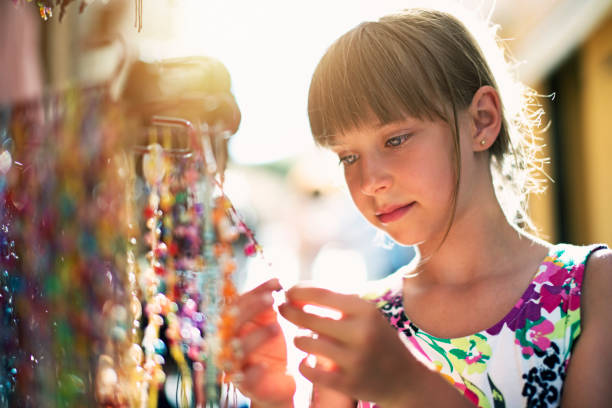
[244,242,256,256]
[188,345,199,361]
[183,298,197,317]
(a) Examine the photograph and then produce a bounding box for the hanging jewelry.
[141,143,169,408]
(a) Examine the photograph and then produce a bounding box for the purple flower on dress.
[533,262,557,284]
[540,263,584,314]
[371,289,396,304]
[549,264,573,287]
[541,284,566,314]
[487,283,541,335]
[567,265,584,312]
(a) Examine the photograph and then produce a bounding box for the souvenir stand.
[1,2,257,407]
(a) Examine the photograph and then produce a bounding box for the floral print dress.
[358,244,606,408]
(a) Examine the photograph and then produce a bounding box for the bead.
[160,193,174,211]
[111,305,127,322]
[142,144,166,185]
[143,206,155,220]
[148,192,161,209]
[151,314,164,327]
[153,354,165,366]
[130,298,142,320]
[99,367,118,386]
[244,242,256,256]
[154,242,168,258]
[188,345,200,361]
[145,217,156,230]
[0,151,12,175]
[154,367,166,385]
[183,298,197,316]
[128,344,144,366]
[111,326,127,342]
[153,339,167,355]
[153,263,165,276]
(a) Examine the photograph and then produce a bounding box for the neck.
[413,191,547,286]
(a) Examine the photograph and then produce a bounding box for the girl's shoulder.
[558,243,612,406]
[577,243,612,315]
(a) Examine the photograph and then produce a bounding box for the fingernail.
[261,293,273,305]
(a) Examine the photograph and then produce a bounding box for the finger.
[232,278,282,326]
[243,278,283,296]
[285,286,366,316]
[233,291,275,332]
[278,303,354,343]
[293,335,350,367]
[237,322,280,361]
[298,357,344,390]
[235,363,296,404]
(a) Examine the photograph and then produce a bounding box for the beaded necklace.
[2,69,255,407]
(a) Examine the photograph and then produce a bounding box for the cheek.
[408,151,455,202]
[343,170,377,221]
[344,171,365,205]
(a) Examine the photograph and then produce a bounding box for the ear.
[468,86,502,152]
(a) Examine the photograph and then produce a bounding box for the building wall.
[541,13,612,246]
[581,14,612,245]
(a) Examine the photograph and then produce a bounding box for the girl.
[230,8,612,408]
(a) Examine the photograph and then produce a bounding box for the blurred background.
[2,0,611,290]
[2,0,611,406]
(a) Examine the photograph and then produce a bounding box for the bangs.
[308,20,452,146]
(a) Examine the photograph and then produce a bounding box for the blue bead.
[153,339,167,355]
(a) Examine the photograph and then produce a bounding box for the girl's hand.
[230,279,295,407]
[278,286,417,406]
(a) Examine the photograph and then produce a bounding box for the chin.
[383,229,422,247]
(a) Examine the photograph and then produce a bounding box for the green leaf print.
[565,309,582,360]
[549,317,567,340]
[463,377,491,408]
[450,349,468,360]
[487,374,506,408]
[416,333,455,372]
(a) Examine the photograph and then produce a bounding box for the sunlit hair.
[308,8,547,234]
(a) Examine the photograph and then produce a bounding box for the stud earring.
[480,139,486,146]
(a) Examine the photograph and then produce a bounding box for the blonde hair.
[308,8,546,232]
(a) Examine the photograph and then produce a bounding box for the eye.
[338,154,358,166]
[385,134,410,148]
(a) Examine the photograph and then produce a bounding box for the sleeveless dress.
[358,243,607,408]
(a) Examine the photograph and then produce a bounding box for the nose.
[359,156,391,196]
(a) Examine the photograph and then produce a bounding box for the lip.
[375,202,415,224]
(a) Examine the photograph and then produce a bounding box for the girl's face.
[330,113,477,246]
